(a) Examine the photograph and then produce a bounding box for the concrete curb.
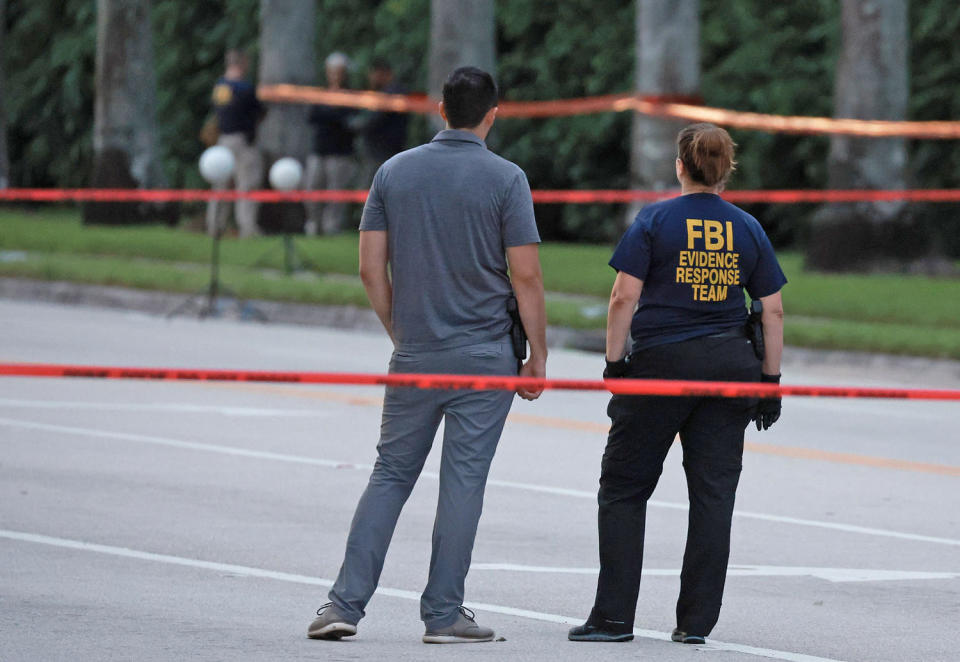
[3,276,958,387]
[0,276,598,349]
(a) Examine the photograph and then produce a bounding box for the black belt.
[707,327,747,339]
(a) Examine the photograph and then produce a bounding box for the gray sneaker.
[422,606,495,644]
[307,602,357,640]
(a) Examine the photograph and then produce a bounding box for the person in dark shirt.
[569,123,787,646]
[206,49,265,238]
[353,58,409,187]
[304,52,357,235]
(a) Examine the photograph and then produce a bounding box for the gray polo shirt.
[359,129,541,352]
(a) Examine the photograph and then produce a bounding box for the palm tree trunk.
[85,0,173,224]
[806,0,923,271]
[257,0,316,232]
[428,0,495,131]
[0,0,9,189]
[628,0,700,226]
[257,0,315,164]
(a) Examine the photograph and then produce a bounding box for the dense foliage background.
[4,0,959,249]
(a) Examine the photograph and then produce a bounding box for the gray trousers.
[304,154,356,235]
[328,339,516,629]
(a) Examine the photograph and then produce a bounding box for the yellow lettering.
[704,220,724,250]
[213,84,233,106]
[725,221,734,251]
[690,282,730,302]
[679,250,740,289]
[686,219,703,249]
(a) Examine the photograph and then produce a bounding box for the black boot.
[671,628,706,644]
[568,611,633,642]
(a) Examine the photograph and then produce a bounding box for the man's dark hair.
[371,57,392,72]
[441,67,498,129]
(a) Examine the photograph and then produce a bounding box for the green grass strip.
[0,252,371,307]
[2,209,959,357]
[0,208,361,274]
[786,317,960,360]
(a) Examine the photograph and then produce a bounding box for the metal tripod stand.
[166,199,268,321]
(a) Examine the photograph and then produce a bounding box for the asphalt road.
[1,299,958,662]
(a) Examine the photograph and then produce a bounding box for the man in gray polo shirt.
[308,67,547,644]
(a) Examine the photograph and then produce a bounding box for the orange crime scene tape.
[258,84,960,140]
[2,363,959,401]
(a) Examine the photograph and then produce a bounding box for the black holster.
[506,294,527,367]
[745,299,765,361]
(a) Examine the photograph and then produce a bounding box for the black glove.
[604,357,630,379]
[753,373,782,431]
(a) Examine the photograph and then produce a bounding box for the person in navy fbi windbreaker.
[570,123,787,646]
[206,50,265,238]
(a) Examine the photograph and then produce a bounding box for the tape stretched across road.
[258,84,960,139]
[1,363,959,401]
[3,188,960,204]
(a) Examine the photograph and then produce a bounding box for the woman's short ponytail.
[676,123,737,187]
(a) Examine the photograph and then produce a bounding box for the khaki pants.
[304,154,356,235]
[205,133,264,238]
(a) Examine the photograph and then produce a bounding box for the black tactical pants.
[591,333,761,636]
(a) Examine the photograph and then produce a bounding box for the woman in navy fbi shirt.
[569,123,787,646]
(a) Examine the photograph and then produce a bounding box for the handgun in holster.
[506,294,527,370]
[745,299,765,361]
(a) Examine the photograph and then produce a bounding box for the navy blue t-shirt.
[212,78,263,141]
[610,192,787,352]
[360,82,409,161]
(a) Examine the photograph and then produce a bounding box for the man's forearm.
[359,230,392,343]
[362,276,394,343]
[513,278,547,360]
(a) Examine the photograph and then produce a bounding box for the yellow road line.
[507,412,609,434]
[742,442,960,477]
[202,382,960,477]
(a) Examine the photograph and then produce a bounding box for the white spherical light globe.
[269,157,303,191]
[198,145,235,185]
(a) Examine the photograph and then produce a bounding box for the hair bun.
[677,123,737,187]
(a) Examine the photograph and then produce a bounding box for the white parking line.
[470,563,960,583]
[2,415,959,547]
[0,528,846,662]
[0,398,329,417]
